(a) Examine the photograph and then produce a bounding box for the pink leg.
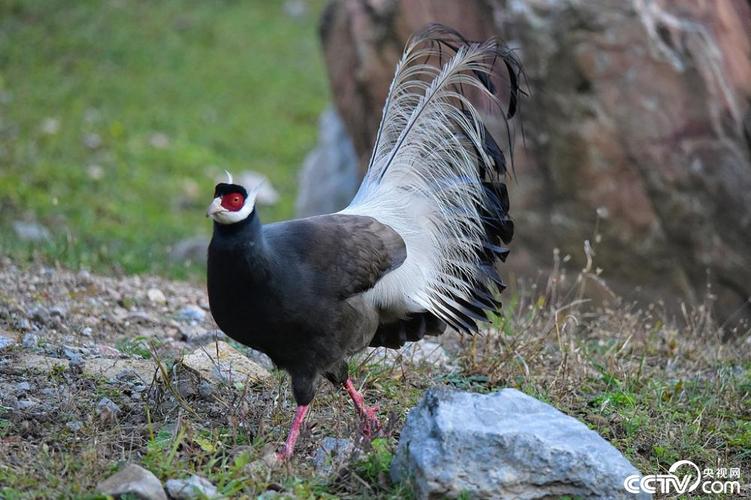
[344,378,381,437]
[277,404,309,461]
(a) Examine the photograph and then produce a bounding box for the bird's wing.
[266,214,407,299]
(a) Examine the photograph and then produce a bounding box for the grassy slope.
[0,260,748,498]
[0,0,327,277]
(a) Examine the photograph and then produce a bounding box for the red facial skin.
[221,193,245,211]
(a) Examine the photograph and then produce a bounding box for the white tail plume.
[341,24,523,333]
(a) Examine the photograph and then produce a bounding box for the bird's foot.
[344,378,382,438]
[359,404,382,438]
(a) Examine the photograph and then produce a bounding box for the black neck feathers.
[211,209,266,260]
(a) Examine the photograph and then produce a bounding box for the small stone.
[13,221,50,242]
[49,306,66,318]
[197,381,214,399]
[181,341,271,387]
[0,335,15,351]
[28,305,50,324]
[179,326,224,345]
[40,117,60,135]
[97,397,121,422]
[14,382,32,395]
[77,269,93,284]
[147,288,167,304]
[149,132,170,149]
[97,463,167,500]
[176,379,197,398]
[66,420,83,432]
[83,132,102,149]
[176,305,206,323]
[13,318,32,331]
[87,164,104,180]
[22,333,39,349]
[63,346,82,364]
[14,399,36,410]
[165,475,218,499]
[95,344,121,358]
[313,437,356,475]
[81,327,93,337]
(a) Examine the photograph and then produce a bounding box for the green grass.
[0,0,328,277]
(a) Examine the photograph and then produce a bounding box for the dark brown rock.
[318,0,751,323]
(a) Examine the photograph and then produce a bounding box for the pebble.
[22,333,39,349]
[28,305,50,324]
[179,326,224,345]
[0,335,15,350]
[49,306,66,318]
[12,221,51,242]
[197,381,214,399]
[96,344,121,358]
[66,420,83,432]
[83,132,102,149]
[13,318,32,331]
[97,397,121,422]
[14,399,36,410]
[165,475,218,499]
[313,437,356,475]
[176,305,206,323]
[97,463,167,500]
[77,269,93,285]
[14,382,32,395]
[63,347,82,364]
[147,288,167,304]
[81,327,93,337]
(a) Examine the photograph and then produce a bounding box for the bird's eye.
[221,193,245,211]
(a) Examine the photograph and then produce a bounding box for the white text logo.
[624,460,741,495]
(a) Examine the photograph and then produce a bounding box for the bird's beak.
[206,197,225,218]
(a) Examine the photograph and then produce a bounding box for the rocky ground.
[0,256,749,498]
[0,257,448,497]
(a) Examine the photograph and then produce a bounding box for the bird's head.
[207,171,257,224]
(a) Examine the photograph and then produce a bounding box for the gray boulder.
[391,388,648,499]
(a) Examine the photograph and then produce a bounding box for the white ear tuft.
[224,170,233,184]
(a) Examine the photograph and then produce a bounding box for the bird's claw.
[360,404,382,438]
